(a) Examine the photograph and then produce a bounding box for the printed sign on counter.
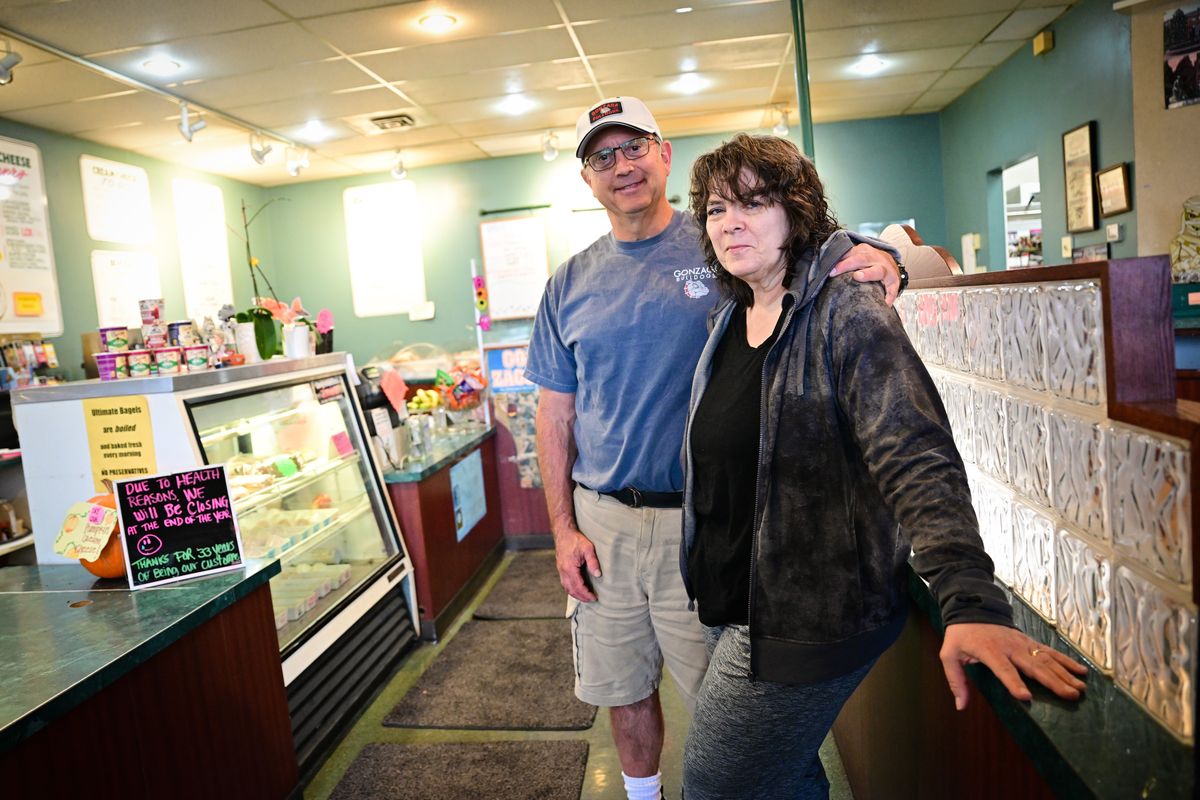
[450,449,486,541]
[115,465,243,589]
[82,396,158,492]
[484,343,536,394]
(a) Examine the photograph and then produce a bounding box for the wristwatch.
[897,260,909,294]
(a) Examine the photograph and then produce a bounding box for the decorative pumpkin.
[80,492,125,579]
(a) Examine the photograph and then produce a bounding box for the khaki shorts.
[567,486,708,710]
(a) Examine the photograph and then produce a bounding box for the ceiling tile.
[1019,0,1079,7]
[809,72,942,102]
[450,108,584,139]
[183,59,367,108]
[655,108,770,138]
[559,0,749,22]
[574,3,791,54]
[318,124,461,155]
[588,36,790,82]
[90,23,333,85]
[357,27,578,83]
[956,40,1025,68]
[804,13,1008,60]
[985,7,1066,41]
[803,0,1018,31]
[906,87,969,112]
[0,0,286,54]
[2,40,57,67]
[267,0,393,17]
[808,45,971,82]
[426,86,597,125]
[400,60,593,106]
[810,93,924,123]
[601,65,778,104]
[225,87,415,130]
[391,140,489,169]
[472,130,561,158]
[0,59,131,111]
[3,91,181,134]
[929,67,991,91]
[302,1,564,54]
[75,118,247,149]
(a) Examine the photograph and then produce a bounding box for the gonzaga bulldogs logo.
[683,280,709,299]
[674,265,716,299]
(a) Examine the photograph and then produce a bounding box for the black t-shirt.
[688,304,783,627]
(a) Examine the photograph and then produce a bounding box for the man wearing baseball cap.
[524,96,900,800]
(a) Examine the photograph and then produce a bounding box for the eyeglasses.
[583,135,659,172]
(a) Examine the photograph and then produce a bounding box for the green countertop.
[383,426,495,484]
[0,558,279,752]
[908,570,1194,799]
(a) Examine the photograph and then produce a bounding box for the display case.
[12,354,418,773]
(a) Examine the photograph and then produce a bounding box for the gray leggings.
[682,625,873,800]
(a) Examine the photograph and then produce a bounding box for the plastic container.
[95,351,119,381]
[153,346,182,375]
[168,320,197,347]
[113,354,128,379]
[126,349,153,378]
[388,342,451,379]
[139,298,164,325]
[99,326,129,352]
[184,344,209,372]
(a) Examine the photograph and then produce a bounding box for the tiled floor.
[303,551,854,800]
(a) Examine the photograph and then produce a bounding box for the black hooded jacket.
[681,230,1013,685]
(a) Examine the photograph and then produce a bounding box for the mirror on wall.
[1003,156,1042,269]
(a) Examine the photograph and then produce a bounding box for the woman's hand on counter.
[939,622,1089,711]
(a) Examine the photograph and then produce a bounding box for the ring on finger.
[1029,647,1042,658]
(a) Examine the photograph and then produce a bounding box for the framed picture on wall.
[1096,163,1131,216]
[1062,121,1097,233]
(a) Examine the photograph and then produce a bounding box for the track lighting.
[286,146,310,177]
[0,50,22,86]
[541,131,558,162]
[390,152,407,180]
[772,108,789,137]
[249,132,273,165]
[178,101,206,142]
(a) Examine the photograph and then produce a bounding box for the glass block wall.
[895,279,1197,743]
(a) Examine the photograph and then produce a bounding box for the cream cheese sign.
[0,135,63,335]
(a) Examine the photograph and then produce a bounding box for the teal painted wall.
[0,117,275,380]
[940,0,1135,269]
[813,114,946,247]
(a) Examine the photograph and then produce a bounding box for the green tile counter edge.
[907,568,1194,799]
[383,426,495,484]
[0,558,280,752]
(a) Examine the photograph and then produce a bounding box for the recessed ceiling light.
[141,57,181,77]
[670,72,708,94]
[675,6,693,13]
[419,12,458,33]
[679,57,697,72]
[497,94,535,116]
[849,54,888,76]
[297,119,334,142]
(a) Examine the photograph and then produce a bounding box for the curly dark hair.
[689,133,839,306]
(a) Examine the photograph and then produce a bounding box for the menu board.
[80,155,154,244]
[342,181,430,318]
[173,179,234,323]
[115,465,244,589]
[479,216,550,320]
[0,135,63,335]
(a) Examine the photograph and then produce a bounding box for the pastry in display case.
[187,377,397,650]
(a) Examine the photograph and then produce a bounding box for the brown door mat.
[383,618,596,730]
[330,740,589,800]
[475,550,568,620]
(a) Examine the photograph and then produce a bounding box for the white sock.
[622,771,662,800]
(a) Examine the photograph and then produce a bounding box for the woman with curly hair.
[679,134,1087,798]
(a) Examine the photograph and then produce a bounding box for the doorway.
[1002,157,1042,269]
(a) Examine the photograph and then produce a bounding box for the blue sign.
[485,344,537,394]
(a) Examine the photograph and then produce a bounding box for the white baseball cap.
[575,96,661,159]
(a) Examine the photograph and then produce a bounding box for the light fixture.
[675,6,694,13]
[849,54,888,77]
[541,131,558,162]
[297,119,334,143]
[419,12,458,33]
[390,151,407,180]
[679,57,697,73]
[249,132,273,165]
[0,50,22,86]
[177,101,206,142]
[497,93,535,116]
[286,147,310,177]
[772,108,789,137]
[141,57,181,77]
[670,72,708,94]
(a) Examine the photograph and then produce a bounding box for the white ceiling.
[0,0,1076,186]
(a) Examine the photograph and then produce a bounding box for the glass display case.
[187,376,398,652]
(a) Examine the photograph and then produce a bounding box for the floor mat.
[330,740,589,800]
[384,618,596,730]
[474,550,567,620]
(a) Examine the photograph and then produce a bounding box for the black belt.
[583,485,683,509]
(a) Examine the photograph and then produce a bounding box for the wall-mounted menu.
[0,135,63,335]
[80,154,154,245]
[479,216,550,320]
[115,465,244,589]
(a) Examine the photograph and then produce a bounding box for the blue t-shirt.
[525,210,715,493]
